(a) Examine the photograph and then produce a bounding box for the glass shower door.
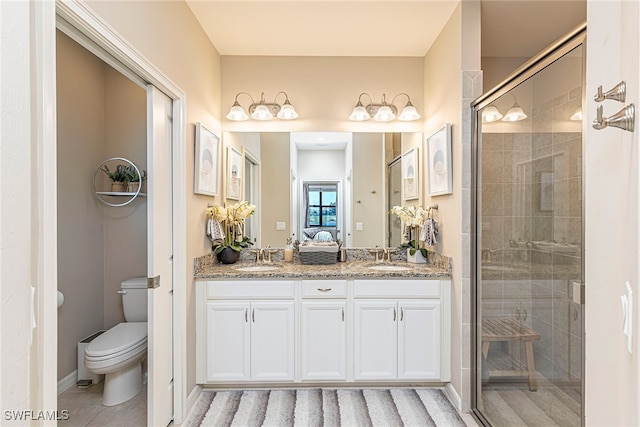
[472,33,584,426]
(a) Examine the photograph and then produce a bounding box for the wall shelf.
[96,191,147,198]
[93,157,146,207]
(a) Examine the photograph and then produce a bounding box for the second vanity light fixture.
[349,93,421,122]
[226,91,299,121]
[482,93,528,123]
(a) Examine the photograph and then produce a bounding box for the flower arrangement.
[390,205,430,258]
[206,201,256,254]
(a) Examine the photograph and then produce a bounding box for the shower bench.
[482,317,541,391]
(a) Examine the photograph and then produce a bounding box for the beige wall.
[423,4,464,405]
[56,31,107,380]
[86,0,222,396]
[102,66,148,330]
[221,56,424,134]
[422,1,482,410]
[352,133,385,247]
[260,133,291,247]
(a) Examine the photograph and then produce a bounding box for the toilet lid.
[86,322,147,358]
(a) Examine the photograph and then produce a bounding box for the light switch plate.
[356,222,363,231]
[276,221,286,230]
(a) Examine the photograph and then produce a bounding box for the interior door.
[147,84,174,426]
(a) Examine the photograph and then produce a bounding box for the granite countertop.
[194,249,452,280]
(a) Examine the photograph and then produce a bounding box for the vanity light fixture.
[481,105,503,122]
[481,93,528,123]
[349,93,421,122]
[226,91,299,121]
[570,106,583,121]
[501,93,527,122]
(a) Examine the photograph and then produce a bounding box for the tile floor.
[58,382,146,427]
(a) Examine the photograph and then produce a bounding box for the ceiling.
[186,0,585,58]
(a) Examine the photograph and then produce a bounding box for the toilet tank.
[121,277,148,322]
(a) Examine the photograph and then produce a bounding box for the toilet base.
[102,361,142,406]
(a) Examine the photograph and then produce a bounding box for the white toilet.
[85,277,148,406]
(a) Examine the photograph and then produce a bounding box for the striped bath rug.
[191,388,466,426]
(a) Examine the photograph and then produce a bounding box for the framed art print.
[401,147,419,201]
[426,123,453,196]
[194,122,220,196]
[226,146,243,200]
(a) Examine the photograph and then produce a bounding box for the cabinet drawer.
[206,280,295,299]
[354,279,441,298]
[302,280,347,298]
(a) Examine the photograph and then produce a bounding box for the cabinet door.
[354,301,398,380]
[250,301,295,381]
[300,301,347,381]
[398,301,441,380]
[205,302,250,382]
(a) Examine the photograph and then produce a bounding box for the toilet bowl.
[85,322,147,406]
[85,277,148,406]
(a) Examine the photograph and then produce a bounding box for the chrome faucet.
[251,245,277,263]
[382,248,396,262]
[369,247,383,262]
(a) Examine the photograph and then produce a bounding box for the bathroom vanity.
[195,257,452,386]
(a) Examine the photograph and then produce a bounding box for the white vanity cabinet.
[353,279,450,381]
[300,280,348,381]
[197,280,295,383]
[197,277,450,385]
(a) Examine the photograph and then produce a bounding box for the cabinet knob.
[252,308,255,323]
[317,288,332,292]
[393,307,397,322]
[400,307,404,322]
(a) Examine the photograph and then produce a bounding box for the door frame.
[41,0,188,422]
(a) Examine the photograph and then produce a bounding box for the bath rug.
[192,388,466,427]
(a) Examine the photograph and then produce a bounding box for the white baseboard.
[176,384,202,425]
[187,385,202,412]
[444,383,462,412]
[58,370,77,395]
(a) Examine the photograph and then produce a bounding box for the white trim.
[36,0,60,423]
[186,385,203,417]
[444,383,462,412]
[50,0,188,422]
[57,370,77,395]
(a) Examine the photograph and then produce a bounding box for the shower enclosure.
[471,25,585,426]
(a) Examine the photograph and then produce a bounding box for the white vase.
[407,248,427,264]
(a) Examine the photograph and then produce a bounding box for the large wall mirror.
[223,131,422,248]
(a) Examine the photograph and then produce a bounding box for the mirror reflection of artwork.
[194,123,219,196]
[402,147,419,200]
[427,124,453,196]
[226,146,243,200]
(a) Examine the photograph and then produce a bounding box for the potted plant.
[122,165,147,193]
[390,205,430,263]
[101,164,128,192]
[206,201,256,264]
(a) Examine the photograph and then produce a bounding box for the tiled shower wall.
[480,85,582,383]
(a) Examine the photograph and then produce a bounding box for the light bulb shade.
[502,104,527,122]
[482,105,503,122]
[397,104,421,121]
[251,104,273,120]
[374,105,395,122]
[277,101,299,120]
[570,107,582,121]
[226,104,249,121]
[349,104,371,121]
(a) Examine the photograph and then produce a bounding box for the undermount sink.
[367,265,412,272]
[234,265,282,272]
